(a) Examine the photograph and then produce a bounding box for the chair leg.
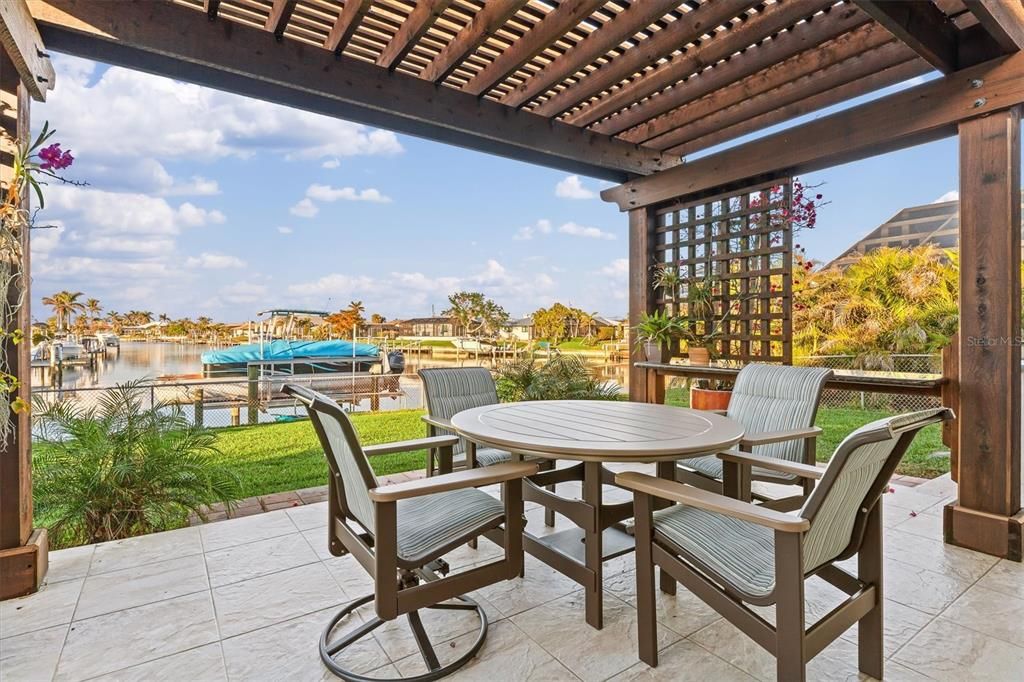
[542,459,556,527]
[858,503,884,679]
[774,532,806,682]
[633,492,659,667]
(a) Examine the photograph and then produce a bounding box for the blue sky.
[31,54,968,323]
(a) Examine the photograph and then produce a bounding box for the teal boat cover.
[201,340,379,365]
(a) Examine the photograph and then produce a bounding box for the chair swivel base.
[320,593,488,681]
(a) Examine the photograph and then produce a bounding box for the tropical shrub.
[495,353,620,402]
[33,381,241,548]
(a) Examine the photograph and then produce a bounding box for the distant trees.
[325,300,367,337]
[443,291,508,338]
[532,303,597,344]
[370,313,386,324]
[42,290,85,331]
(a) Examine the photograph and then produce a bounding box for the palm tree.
[42,290,85,331]
[84,298,102,328]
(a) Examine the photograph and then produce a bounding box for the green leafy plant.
[33,381,241,548]
[495,353,620,402]
[634,310,682,350]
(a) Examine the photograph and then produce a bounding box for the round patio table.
[451,400,744,630]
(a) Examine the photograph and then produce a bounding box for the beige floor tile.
[90,526,203,575]
[284,501,328,530]
[603,570,720,638]
[204,532,319,587]
[221,607,385,681]
[938,584,1024,648]
[976,559,1024,600]
[0,623,68,682]
[369,594,501,662]
[891,511,944,541]
[46,545,95,584]
[611,638,755,681]
[510,592,680,682]
[91,643,226,682]
[322,555,375,597]
[199,509,297,552]
[0,578,83,637]
[55,591,220,682]
[884,528,998,583]
[882,661,934,682]
[882,488,947,514]
[212,562,346,638]
[893,618,1024,681]
[392,618,574,680]
[75,554,209,620]
[839,598,933,658]
[475,555,580,618]
[443,535,506,570]
[302,527,337,561]
[884,558,970,616]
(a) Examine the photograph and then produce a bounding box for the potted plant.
[680,275,726,366]
[689,377,734,411]
[634,310,680,363]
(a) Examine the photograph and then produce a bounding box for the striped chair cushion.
[476,447,512,467]
[420,368,500,458]
[653,504,776,599]
[681,454,798,484]
[396,488,504,567]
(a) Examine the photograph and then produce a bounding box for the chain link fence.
[794,354,942,412]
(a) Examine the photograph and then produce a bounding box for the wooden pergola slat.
[564,0,835,130]
[420,0,529,83]
[0,0,54,100]
[603,3,871,141]
[964,0,1024,52]
[324,0,371,53]
[460,0,606,98]
[265,0,299,36]
[531,0,752,119]
[854,0,959,72]
[500,0,683,109]
[375,0,453,71]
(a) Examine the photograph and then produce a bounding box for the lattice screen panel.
[652,179,793,364]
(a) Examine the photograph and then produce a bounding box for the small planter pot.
[688,347,711,366]
[643,342,665,364]
[690,386,732,411]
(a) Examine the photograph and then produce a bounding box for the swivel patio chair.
[679,363,832,510]
[620,407,952,682]
[419,366,556,527]
[283,384,537,681]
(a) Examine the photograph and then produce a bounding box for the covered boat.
[202,339,383,376]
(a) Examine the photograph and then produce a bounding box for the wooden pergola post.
[0,0,53,599]
[945,105,1024,560]
[628,206,662,404]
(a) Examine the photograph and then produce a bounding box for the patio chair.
[419,366,556,527]
[678,363,833,510]
[283,384,537,681]
[619,407,952,682]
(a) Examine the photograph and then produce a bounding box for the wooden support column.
[0,45,47,599]
[628,206,658,403]
[946,106,1024,560]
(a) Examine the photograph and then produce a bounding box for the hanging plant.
[0,121,82,442]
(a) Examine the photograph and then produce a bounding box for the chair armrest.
[369,462,539,502]
[363,435,458,458]
[615,472,809,533]
[421,414,454,431]
[740,426,822,448]
[717,450,824,480]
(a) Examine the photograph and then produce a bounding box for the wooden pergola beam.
[602,51,1024,210]
[0,0,54,101]
[501,0,683,109]
[854,0,959,72]
[203,0,220,21]
[649,40,917,152]
[565,0,835,130]
[461,0,606,97]
[666,58,930,157]
[265,0,298,37]
[376,0,453,71]
[533,0,753,119]
[29,0,672,182]
[965,0,1024,53]
[324,0,371,54]
[420,0,529,83]
[598,1,872,140]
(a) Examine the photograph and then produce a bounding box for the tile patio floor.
[2,470,1022,681]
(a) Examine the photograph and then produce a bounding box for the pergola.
[0,0,1022,600]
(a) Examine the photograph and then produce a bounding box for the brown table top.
[450,400,745,463]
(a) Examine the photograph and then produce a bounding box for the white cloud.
[220,281,270,305]
[514,218,553,241]
[290,198,319,218]
[277,226,294,234]
[558,222,616,240]
[555,175,597,199]
[185,252,246,269]
[322,158,341,169]
[305,184,391,203]
[163,175,220,197]
[45,186,225,236]
[933,190,959,203]
[600,259,629,278]
[597,258,629,301]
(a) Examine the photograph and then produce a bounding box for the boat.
[201,339,395,377]
[453,337,495,352]
[96,332,120,347]
[52,335,85,360]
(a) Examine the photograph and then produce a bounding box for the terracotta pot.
[643,341,665,363]
[690,386,732,411]
[688,347,711,366]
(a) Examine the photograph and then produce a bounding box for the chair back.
[799,407,953,572]
[726,364,833,463]
[283,384,378,532]
[418,367,499,456]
